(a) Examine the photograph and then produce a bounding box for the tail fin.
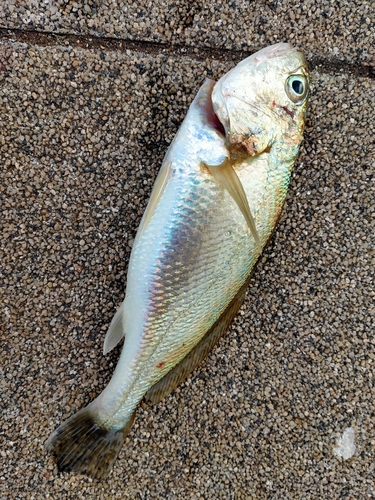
[45,404,136,478]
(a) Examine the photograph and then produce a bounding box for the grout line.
[0,27,374,79]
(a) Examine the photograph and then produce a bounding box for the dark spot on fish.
[156,362,165,369]
[271,100,276,108]
[281,106,295,118]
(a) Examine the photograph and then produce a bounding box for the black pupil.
[292,79,304,95]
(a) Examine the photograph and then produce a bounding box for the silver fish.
[46,42,309,477]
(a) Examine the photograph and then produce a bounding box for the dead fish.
[46,42,309,477]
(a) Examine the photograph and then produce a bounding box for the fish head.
[212,42,309,159]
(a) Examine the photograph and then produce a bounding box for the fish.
[46,42,309,478]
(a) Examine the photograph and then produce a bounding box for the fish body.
[46,43,309,477]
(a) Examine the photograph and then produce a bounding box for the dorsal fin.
[145,278,249,404]
[103,303,125,355]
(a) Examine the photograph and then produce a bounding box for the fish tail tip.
[45,405,136,478]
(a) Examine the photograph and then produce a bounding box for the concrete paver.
[1,35,374,498]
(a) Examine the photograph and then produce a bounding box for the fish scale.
[101,168,272,427]
[131,147,295,390]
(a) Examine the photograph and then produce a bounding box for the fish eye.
[285,75,309,103]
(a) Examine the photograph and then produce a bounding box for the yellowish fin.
[207,159,261,248]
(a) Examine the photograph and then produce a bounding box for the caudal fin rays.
[45,404,136,478]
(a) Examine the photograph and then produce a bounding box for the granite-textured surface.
[1,12,374,500]
[0,0,374,64]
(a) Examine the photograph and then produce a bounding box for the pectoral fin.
[207,160,260,248]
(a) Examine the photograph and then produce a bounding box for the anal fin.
[145,278,250,405]
[103,303,125,355]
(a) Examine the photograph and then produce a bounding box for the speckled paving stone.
[1,39,374,499]
[0,0,374,65]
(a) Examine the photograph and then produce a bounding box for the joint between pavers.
[0,27,373,79]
